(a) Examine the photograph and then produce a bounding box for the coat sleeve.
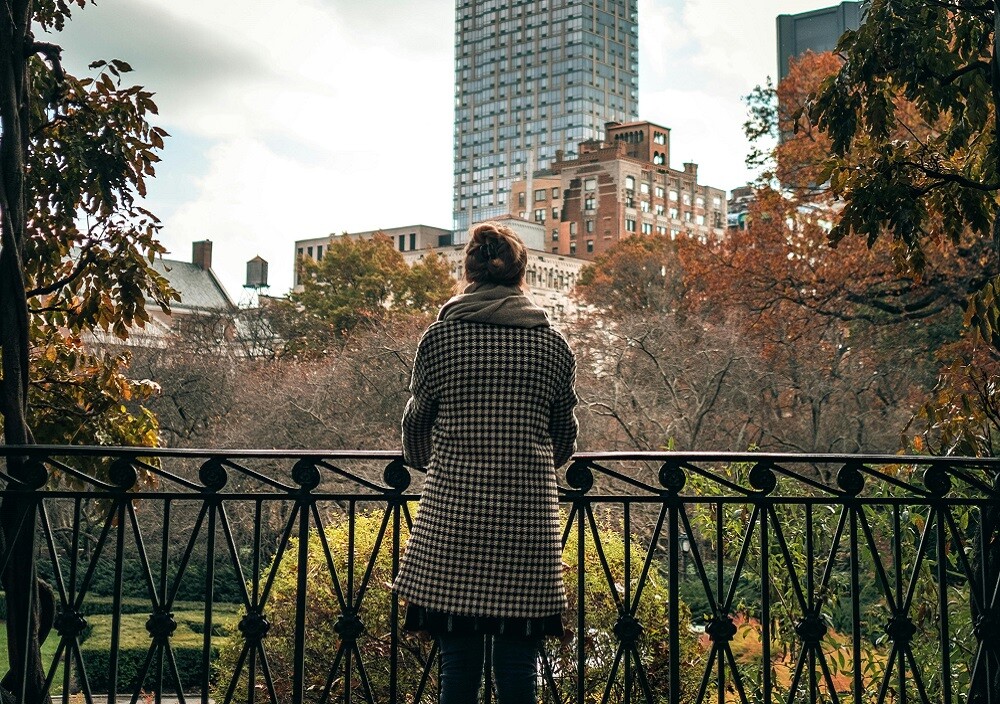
[401,334,438,468]
[549,352,579,468]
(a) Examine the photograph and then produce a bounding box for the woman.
[393,221,578,703]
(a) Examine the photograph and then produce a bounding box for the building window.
[656,225,667,234]
[552,207,559,219]
[307,246,313,258]
[586,220,594,233]
[398,235,405,251]
[534,188,546,201]
[534,208,546,222]
[586,240,594,253]
[641,222,652,234]
[625,196,634,208]
[696,196,705,208]
[570,241,577,254]
[696,214,705,226]
[584,196,595,210]
[713,196,722,208]
[670,207,679,219]
[671,228,681,238]
[625,176,635,191]
[640,201,650,212]
[569,222,577,237]
[655,186,665,198]
[518,192,526,206]
[297,247,304,257]
[683,193,691,205]
[669,190,678,201]
[410,233,416,250]
[655,204,665,216]
[640,183,649,194]
[585,178,596,190]
[552,187,560,198]
[685,211,693,222]
[625,218,636,232]
[316,245,323,261]
[551,229,559,241]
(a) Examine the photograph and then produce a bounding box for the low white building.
[293,219,586,322]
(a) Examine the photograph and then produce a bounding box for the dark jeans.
[438,632,542,704]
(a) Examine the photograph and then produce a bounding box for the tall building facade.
[453,0,639,238]
[776,2,863,81]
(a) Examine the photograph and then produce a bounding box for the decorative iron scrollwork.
[145,610,177,644]
[923,465,952,497]
[837,462,865,496]
[199,457,228,491]
[658,461,686,494]
[749,462,776,495]
[612,613,643,645]
[566,459,593,493]
[109,457,138,490]
[974,609,999,649]
[383,459,411,492]
[334,611,365,641]
[239,610,270,641]
[705,613,738,643]
[54,609,88,639]
[794,612,828,644]
[292,458,321,492]
[885,614,917,644]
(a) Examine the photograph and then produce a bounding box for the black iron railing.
[0,447,998,704]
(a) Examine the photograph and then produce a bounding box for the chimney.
[192,240,212,270]
[683,162,698,178]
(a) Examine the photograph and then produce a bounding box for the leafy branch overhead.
[808,0,1000,346]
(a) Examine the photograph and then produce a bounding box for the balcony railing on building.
[0,446,998,703]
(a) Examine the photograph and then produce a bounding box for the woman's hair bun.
[464,221,528,287]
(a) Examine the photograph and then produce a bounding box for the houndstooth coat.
[392,313,578,619]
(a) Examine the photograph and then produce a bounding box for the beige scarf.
[438,282,550,329]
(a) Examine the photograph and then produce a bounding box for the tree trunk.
[1,1,51,702]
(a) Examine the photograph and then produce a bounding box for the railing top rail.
[1,445,999,468]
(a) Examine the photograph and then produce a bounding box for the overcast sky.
[51,0,831,299]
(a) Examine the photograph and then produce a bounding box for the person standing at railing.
[393,220,578,704]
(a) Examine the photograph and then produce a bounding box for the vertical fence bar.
[624,501,632,704]
[109,498,126,704]
[936,504,953,704]
[202,502,216,704]
[893,505,906,704]
[760,502,771,704]
[849,505,862,704]
[293,498,310,704]
[716,501,724,704]
[577,499,586,704]
[390,501,400,704]
[668,498,680,704]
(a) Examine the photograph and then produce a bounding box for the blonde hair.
[463,221,528,287]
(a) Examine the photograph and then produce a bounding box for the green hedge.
[79,607,238,693]
[0,592,238,620]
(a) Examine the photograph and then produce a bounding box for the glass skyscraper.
[453,0,639,236]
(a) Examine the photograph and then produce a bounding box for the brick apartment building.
[510,120,727,260]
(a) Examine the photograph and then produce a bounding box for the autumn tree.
[2,2,175,700]
[273,234,453,355]
[802,5,1000,697]
[575,233,687,314]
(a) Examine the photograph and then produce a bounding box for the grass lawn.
[0,620,66,692]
